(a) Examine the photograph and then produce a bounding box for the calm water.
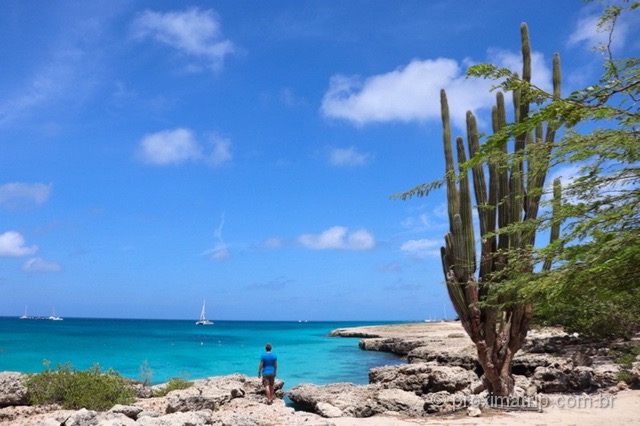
[0,317,404,389]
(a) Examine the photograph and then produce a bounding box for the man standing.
[258,343,278,404]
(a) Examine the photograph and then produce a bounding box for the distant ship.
[48,308,63,321]
[19,305,30,320]
[195,300,213,325]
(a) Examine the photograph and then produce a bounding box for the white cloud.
[568,13,604,48]
[0,40,101,127]
[0,231,38,257]
[205,213,230,262]
[567,5,640,51]
[208,244,230,261]
[132,7,235,72]
[378,262,401,273]
[207,135,233,167]
[298,226,375,251]
[0,182,52,209]
[262,237,284,249]
[400,205,451,235]
[22,257,62,273]
[482,49,553,92]
[138,128,201,165]
[137,128,232,167]
[400,238,441,259]
[328,146,372,166]
[321,58,466,126]
[547,163,632,207]
[401,212,436,233]
[567,8,633,53]
[321,51,553,129]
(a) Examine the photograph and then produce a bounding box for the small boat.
[19,305,30,320]
[48,308,63,321]
[195,300,213,325]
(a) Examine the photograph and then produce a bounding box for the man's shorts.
[262,374,275,386]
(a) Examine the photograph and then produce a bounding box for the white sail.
[195,300,213,325]
[48,307,63,321]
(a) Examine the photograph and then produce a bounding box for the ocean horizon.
[0,317,406,389]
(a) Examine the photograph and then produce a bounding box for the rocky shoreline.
[1,321,639,425]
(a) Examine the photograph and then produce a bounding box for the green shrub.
[25,362,136,411]
[616,370,634,384]
[605,343,640,387]
[151,377,193,397]
[534,290,640,340]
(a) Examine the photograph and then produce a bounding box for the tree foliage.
[397,1,639,339]
[465,2,640,338]
[519,2,640,338]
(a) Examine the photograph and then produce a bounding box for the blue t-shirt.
[260,352,277,375]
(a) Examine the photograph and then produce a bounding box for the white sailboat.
[48,307,63,321]
[20,305,29,320]
[195,300,213,325]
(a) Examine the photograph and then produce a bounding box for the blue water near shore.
[0,317,405,389]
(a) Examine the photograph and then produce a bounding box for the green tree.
[517,2,640,338]
[397,1,639,395]
[466,2,640,338]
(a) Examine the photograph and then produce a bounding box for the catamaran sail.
[48,307,63,321]
[195,300,213,325]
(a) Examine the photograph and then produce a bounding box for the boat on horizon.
[195,300,213,325]
[48,308,63,321]
[19,305,30,320]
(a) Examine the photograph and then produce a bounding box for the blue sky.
[1,1,637,321]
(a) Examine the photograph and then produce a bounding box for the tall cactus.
[440,23,562,396]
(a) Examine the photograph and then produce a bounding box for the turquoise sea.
[0,317,404,389]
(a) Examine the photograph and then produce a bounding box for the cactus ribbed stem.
[437,22,561,397]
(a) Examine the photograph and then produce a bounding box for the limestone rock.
[316,401,343,418]
[109,404,144,419]
[218,397,334,425]
[407,347,479,371]
[370,363,478,395]
[467,405,482,417]
[65,408,99,426]
[532,365,602,393]
[376,388,424,417]
[99,411,137,425]
[359,337,428,356]
[164,374,281,413]
[288,382,429,419]
[0,372,28,407]
[287,382,380,418]
[136,409,214,425]
[511,353,557,376]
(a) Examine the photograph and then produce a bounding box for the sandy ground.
[331,390,640,425]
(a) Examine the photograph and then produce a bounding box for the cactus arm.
[441,89,459,230]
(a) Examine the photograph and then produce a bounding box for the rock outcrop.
[0,372,28,407]
[287,382,426,418]
[286,322,638,418]
[0,373,334,425]
[369,364,478,394]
